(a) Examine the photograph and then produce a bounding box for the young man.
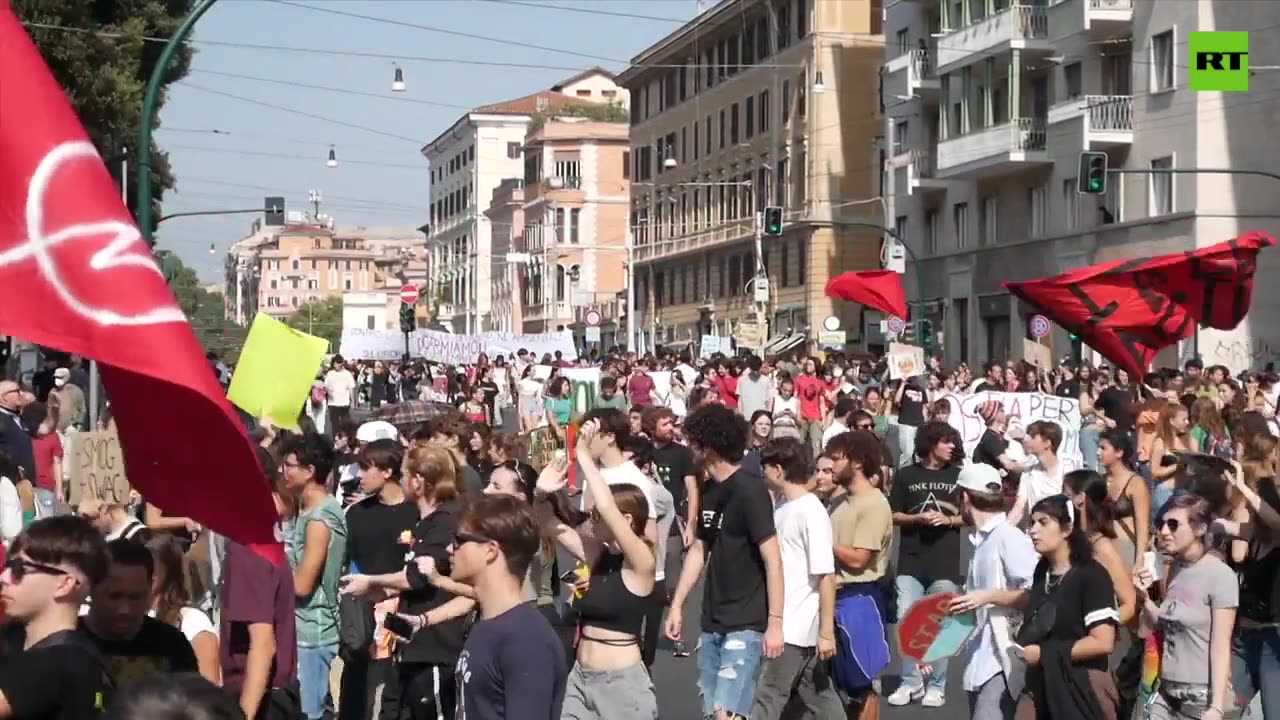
[452,495,566,719]
[220,534,298,719]
[0,516,112,719]
[427,413,485,497]
[581,408,657,544]
[751,438,843,720]
[644,406,698,657]
[324,355,356,428]
[947,463,1039,720]
[826,430,895,719]
[78,498,150,543]
[1008,420,1065,528]
[666,404,785,720]
[592,375,629,411]
[737,355,772,419]
[280,432,348,720]
[887,420,965,708]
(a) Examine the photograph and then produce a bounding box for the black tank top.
[575,553,651,639]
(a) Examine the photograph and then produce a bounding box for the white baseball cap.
[356,420,399,443]
[956,462,1004,496]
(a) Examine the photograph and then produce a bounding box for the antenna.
[308,189,323,220]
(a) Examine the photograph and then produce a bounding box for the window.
[1063,179,1078,230]
[555,208,566,242]
[979,196,998,245]
[1028,185,1048,238]
[780,243,790,287]
[366,315,376,330]
[269,279,277,289]
[570,209,581,244]
[1151,30,1174,91]
[719,110,726,149]
[1150,155,1174,215]
[897,29,911,54]
[746,96,755,138]
[925,209,939,254]
[681,127,687,161]
[894,216,908,249]
[760,89,770,132]
[893,120,909,155]
[507,142,521,159]
[730,103,740,144]
[953,202,969,249]
[782,80,792,123]
[292,259,299,270]
[603,89,617,99]
[1063,62,1083,99]
[623,150,630,179]
[693,123,699,160]
[705,116,712,155]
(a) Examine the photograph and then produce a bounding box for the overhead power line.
[165,144,424,170]
[477,0,687,22]
[192,69,474,110]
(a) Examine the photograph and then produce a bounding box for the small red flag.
[1005,231,1274,378]
[825,270,909,321]
[0,9,282,562]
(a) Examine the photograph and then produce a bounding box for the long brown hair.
[145,534,192,627]
[405,444,459,504]
[1156,401,1188,446]
[1191,397,1227,440]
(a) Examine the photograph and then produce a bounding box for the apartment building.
[885,0,1280,370]
[486,178,526,333]
[519,119,631,347]
[621,0,888,352]
[421,68,629,335]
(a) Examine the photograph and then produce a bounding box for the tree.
[14,0,195,233]
[161,251,247,361]
[529,101,629,131]
[287,296,343,352]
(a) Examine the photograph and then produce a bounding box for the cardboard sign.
[888,342,925,380]
[69,430,131,506]
[897,592,977,663]
[1022,338,1052,370]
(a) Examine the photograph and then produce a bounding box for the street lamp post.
[135,0,221,245]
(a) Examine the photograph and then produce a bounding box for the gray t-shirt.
[1158,553,1239,685]
[737,374,772,418]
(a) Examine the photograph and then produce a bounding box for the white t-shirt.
[772,396,801,427]
[145,606,218,644]
[774,492,835,647]
[822,421,849,447]
[1017,455,1065,510]
[599,461,657,520]
[325,369,356,407]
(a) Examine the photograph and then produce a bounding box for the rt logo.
[1190,31,1249,92]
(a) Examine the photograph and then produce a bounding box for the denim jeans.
[1079,425,1102,471]
[696,629,766,718]
[1232,626,1280,720]
[895,575,960,692]
[298,643,339,720]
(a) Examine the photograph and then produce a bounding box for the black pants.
[1115,632,1145,720]
[338,656,399,720]
[396,662,456,720]
[641,578,668,668]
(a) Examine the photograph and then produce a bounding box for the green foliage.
[163,251,248,361]
[14,0,195,229]
[529,101,629,131]
[286,296,344,352]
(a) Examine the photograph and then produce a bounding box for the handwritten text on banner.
[942,391,1081,462]
[339,329,578,364]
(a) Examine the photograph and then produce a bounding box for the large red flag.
[825,270,909,320]
[1005,231,1274,378]
[0,9,281,561]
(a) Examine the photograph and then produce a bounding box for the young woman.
[370,360,390,408]
[1098,430,1150,566]
[146,534,220,684]
[517,365,543,433]
[980,495,1120,719]
[460,384,489,426]
[544,376,573,444]
[771,379,803,442]
[1150,401,1196,523]
[1189,397,1233,460]
[535,419,657,720]
[466,422,494,479]
[745,410,773,465]
[1134,493,1238,720]
[1078,372,1112,473]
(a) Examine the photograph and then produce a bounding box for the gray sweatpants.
[750,643,845,720]
[968,673,1017,720]
[560,662,657,720]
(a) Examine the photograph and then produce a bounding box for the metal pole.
[625,233,636,351]
[1108,168,1280,184]
[136,0,220,245]
[827,217,924,311]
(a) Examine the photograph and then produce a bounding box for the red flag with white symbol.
[0,8,281,561]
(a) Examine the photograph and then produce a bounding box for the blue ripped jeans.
[696,629,765,718]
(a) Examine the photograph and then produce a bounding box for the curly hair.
[683,403,748,463]
[912,420,963,465]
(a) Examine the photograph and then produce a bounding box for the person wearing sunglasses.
[1133,493,1238,720]
[0,515,112,719]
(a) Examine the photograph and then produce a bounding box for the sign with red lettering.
[897,593,977,664]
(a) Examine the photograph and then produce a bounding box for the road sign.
[886,316,906,334]
[584,308,602,327]
[585,326,601,343]
[400,284,420,305]
[1030,314,1051,338]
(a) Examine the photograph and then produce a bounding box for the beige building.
[422,68,629,335]
[620,0,887,353]
[885,0,1280,371]
[486,178,526,333]
[519,119,630,347]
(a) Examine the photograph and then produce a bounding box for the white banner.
[943,391,1081,463]
[339,329,578,364]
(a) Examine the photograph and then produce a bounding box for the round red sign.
[399,284,420,304]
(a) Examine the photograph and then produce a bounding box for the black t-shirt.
[399,501,468,665]
[696,466,776,633]
[971,428,1006,470]
[652,442,696,514]
[0,628,112,719]
[1022,559,1119,673]
[456,603,566,720]
[897,385,927,427]
[1056,379,1081,399]
[79,616,198,689]
[1095,387,1135,434]
[889,463,963,582]
[975,381,1005,393]
[346,496,420,575]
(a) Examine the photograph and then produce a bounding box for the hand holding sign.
[897,593,978,664]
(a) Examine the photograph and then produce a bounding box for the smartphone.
[383,613,415,639]
[559,569,579,584]
[1142,551,1158,582]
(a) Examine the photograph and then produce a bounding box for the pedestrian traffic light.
[763,206,784,236]
[1077,151,1108,195]
[399,303,415,334]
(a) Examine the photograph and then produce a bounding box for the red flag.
[825,270,908,320]
[1005,231,1274,378]
[0,9,281,562]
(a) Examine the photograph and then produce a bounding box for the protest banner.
[68,430,131,506]
[1022,338,1052,370]
[339,328,578,363]
[944,391,1081,461]
[888,342,925,380]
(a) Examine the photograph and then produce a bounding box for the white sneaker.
[922,688,946,707]
[886,686,922,706]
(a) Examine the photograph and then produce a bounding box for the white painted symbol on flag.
[0,142,186,327]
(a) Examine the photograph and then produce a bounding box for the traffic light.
[1077,151,1108,195]
[917,319,934,351]
[763,206,784,236]
[399,303,415,334]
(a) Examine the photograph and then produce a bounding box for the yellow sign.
[227,313,328,430]
[69,430,130,507]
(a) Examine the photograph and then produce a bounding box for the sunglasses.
[1159,518,1183,533]
[855,423,874,430]
[453,531,492,547]
[4,557,68,582]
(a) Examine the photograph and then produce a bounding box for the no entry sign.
[400,284,420,304]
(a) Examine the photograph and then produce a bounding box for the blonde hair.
[405,444,459,504]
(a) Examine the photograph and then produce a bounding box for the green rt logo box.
[1190,31,1249,92]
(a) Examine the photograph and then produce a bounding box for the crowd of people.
[0,345,1277,720]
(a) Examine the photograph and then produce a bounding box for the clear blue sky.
[155,0,699,282]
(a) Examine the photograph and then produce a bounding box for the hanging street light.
[327,145,338,168]
[812,71,827,94]
[392,63,407,92]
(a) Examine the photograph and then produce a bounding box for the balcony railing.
[545,175,583,190]
[937,117,1047,173]
[632,218,756,263]
[936,5,1049,71]
[1086,94,1133,132]
[1090,0,1132,10]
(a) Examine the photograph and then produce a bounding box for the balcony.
[632,217,755,264]
[1049,0,1133,41]
[544,175,583,190]
[892,149,952,196]
[935,5,1052,75]
[883,49,940,103]
[935,117,1050,179]
[1048,94,1133,148]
